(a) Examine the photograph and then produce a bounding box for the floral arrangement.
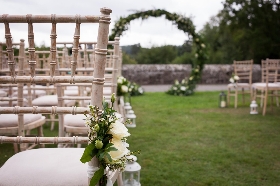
[167,66,200,96]
[109,9,208,96]
[128,82,144,96]
[117,76,129,97]
[80,94,132,186]
[229,74,240,84]
[167,79,193,96]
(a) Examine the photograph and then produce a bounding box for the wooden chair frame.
[227,60,253,108]
[0,9,123,185]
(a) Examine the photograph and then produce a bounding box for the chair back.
[233,60,253,84]
[0,8,114,184]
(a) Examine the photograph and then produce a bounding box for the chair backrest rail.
[0,136,88,144]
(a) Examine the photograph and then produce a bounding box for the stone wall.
[122,64,261,85]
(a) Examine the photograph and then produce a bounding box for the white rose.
[109,120,130,139]
[173,87,177,90]
[180,86,186,91]
[138,87,143,94]
[234,75,239,80]
[109,138,129,160]
[117,78,123,84]
[229,78,234,83]
[175,80,179,85]
[121,85,128,93]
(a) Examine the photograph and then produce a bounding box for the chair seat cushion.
[32,95,75,106]
[103,87,112,95]
[64,89,87,96]
[0,114,43,128]
[12,90,46,97]
[0,90,7,96]
[0,98,28,107]
[0,148,87,186]
[227,83,250,88]
[64,114,85,127]
[252,83,280,88]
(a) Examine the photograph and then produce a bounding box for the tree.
[219,0,280,64]
[135,45,178,64]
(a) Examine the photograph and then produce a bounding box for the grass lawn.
[1,91,280,185]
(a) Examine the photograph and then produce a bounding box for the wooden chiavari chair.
[0,8,123,186]
[227,60,253,108]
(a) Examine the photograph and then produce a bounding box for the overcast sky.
[0,0,224,48]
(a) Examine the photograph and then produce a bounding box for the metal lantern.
[126,110,136,128]
[250,100,258,114]
[219,91,227,108]
[123,155,141,186]
[124,102,132,115]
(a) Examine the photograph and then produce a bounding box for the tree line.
[123,0,280,65]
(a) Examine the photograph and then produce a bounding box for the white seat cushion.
[64,114,85,127]
[32,95,58,106]
[0,114,43,128]
[0,98,28,107]
[252,83,280,88]
[103,87,112,95]
[227,83,250,88]
[12,90,46,97]
[32,95,75,106]
[0,90,7,96]
[0,148,87,186]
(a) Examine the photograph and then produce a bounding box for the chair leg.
[38,126,45,148]
[242,88,245,104]
[13,143,19,153]
[263,90,268,116]
[227,88,230,107]
[234,89,238,108]
[50,115,55,131]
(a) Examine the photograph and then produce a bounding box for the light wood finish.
[253,59,280,115]
[227,60,253,108]
[0,38,45,152]
[0,136,88,144]
[0,8,123,186]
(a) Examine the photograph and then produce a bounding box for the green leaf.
[105,152,113,162]
[89,166,105,186]
[80,143,95,163]
[107,147,118,152]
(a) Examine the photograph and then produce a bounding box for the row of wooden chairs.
[227,59,280,115]
[0,9,124,185]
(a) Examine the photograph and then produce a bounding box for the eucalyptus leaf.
[80,143,95,163]
[89,166,105,186]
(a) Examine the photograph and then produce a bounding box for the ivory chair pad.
[227,83,250,88]
[252,83,280,88]
[12,90,46,97]
[64,114,85,127]
[103,87,112,95]
[32,95,75,106]
[0,148,88,186]
[0,90,7,97]
[0,98,28,107]
[0,114,43,128]
[64,89,87,96]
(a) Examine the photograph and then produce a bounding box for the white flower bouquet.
[80,94,137,186]
[229,74,240,84]
[117,76,129,97]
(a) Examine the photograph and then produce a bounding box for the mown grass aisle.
[129,92,280,185]
[1,91,280,185]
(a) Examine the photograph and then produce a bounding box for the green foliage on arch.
[109,9,208,96]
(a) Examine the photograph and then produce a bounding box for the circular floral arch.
[109,9,207,96]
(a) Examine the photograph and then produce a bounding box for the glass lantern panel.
[123,171,140,186]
